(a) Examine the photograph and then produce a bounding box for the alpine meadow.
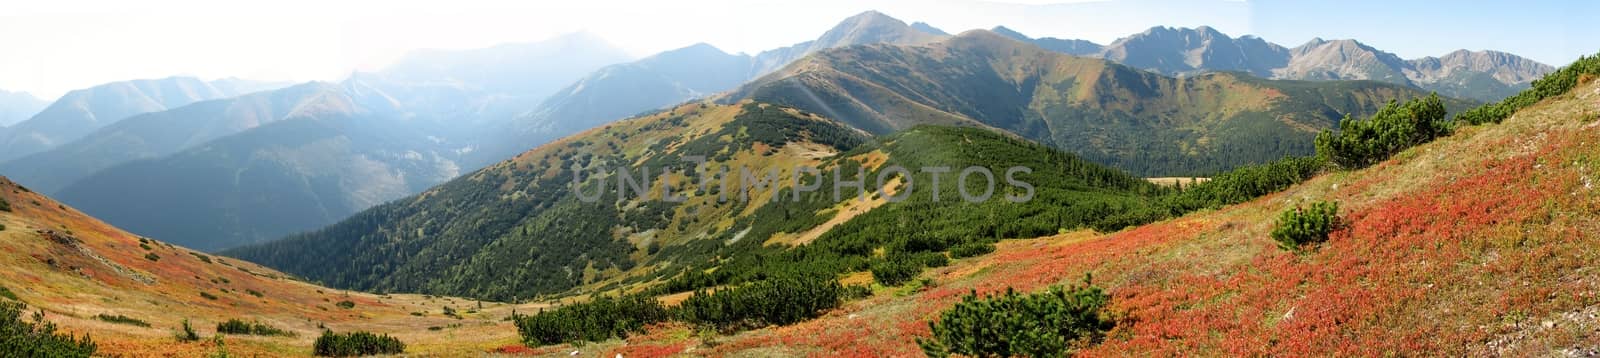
[1,1,1596,356]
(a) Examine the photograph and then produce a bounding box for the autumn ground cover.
[491,77,1600,357]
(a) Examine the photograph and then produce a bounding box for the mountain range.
[999,25,1554,101]
[731,29,1473,175]
[0,32,647,251]
[0,11,1508,253]
[0,77,287,163]
[504,11,948,160]
[222,29,1470,299]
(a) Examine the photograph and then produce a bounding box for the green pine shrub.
[869,256,921,286]
[312,330,404,357]
[1458,53,1600,125]
[947,241,996,259]
[1271,201,1341,251]
[216,319,291,336]
[1160,156,1326,214]
[1315,94,1451,169]
[675,273,843,332]
[512,294,668,345]
[176,319,200,342]
[0,301,96,357]
[92,314,150,328]
[918,276,1114,357]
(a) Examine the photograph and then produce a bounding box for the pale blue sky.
[1,0,1593,98]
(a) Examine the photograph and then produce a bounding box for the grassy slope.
[523,73,1600,357]
[0,177,541,356]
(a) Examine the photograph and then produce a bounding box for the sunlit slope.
[591,70,1600,357]
[0,177,525,356]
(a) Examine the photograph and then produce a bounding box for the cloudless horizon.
[2,0,1593,99]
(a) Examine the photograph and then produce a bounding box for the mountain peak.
[837,10,897,25]
[807,10,942,52]
[673,42,729,55]
[1138,25,1177,36]
[910,22,949,36]
[952,29,1013,42]
[990,26,1031,41]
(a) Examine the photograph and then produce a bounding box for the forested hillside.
[226,98,1219,302]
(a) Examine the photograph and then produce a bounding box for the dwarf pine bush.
[918,276,1114,357]
[1315,94,1450,169]
[0,301,97,357]
[312,330,404,357]
[1271,201,1341,251]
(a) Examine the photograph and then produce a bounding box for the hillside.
[11,64,1595,358]
[486,57,1600,358]
[226,99,1175,302]
[0,176,529,356]
[732,30,1471,176]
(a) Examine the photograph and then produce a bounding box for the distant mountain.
[1277,37,1409,83]
[52,80,471,251]
[0,89,46,127]
[1,82,353,194]
[991,26,1104,56]
[491,11,950,165]
[749,10,947,76]
[206,77,294,97]
[1100,26,1288,78]
[730,30,1473,175]
[0,77,284,162]
[1405,50,1557,102]
[910,21,949,36]
[515,43,755,140]
[7,34,638,251]
[1047,26,1553,101]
